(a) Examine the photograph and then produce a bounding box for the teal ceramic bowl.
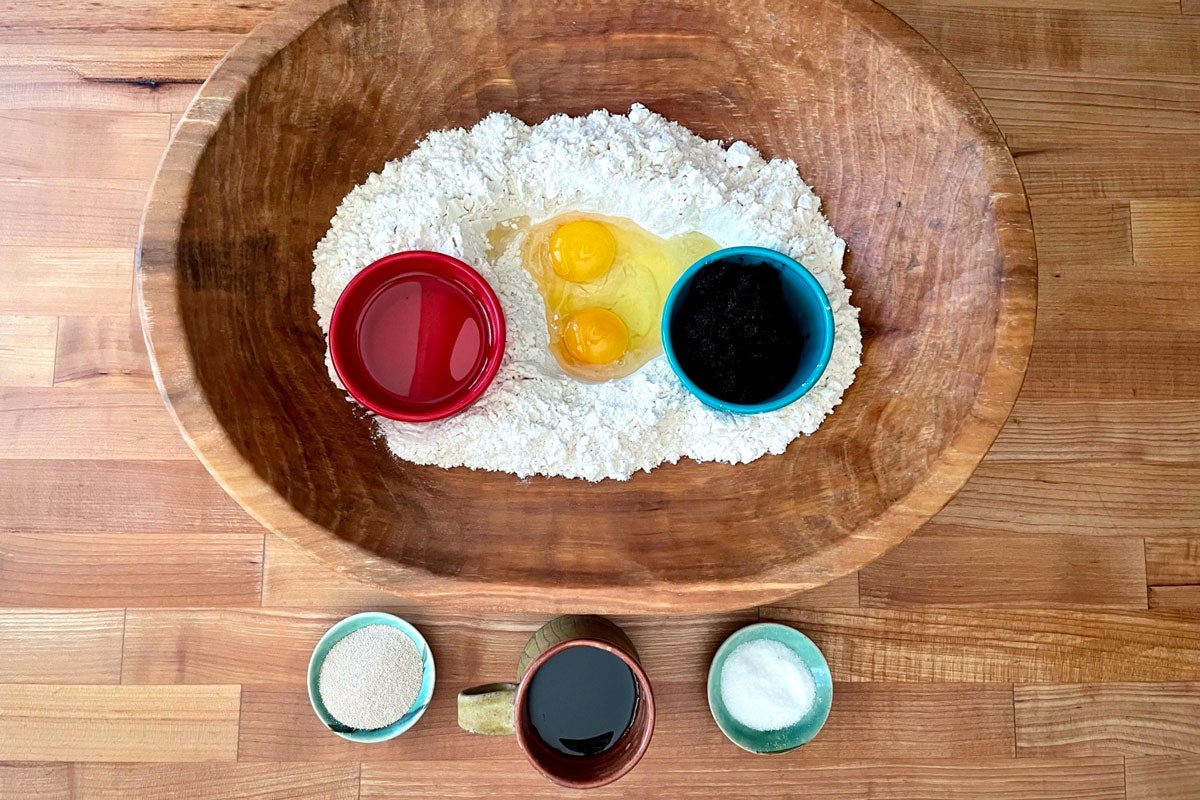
[661,246,835,414]
[306,611,435,742]
[707,622,833,754]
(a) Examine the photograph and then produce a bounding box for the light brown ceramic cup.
[458,615,655,789]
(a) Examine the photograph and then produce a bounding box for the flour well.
[312,105,861,481]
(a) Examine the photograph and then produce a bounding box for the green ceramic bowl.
[306,611,435,743]
[707,622,833,754]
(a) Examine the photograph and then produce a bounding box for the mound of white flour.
[313,105,861,481]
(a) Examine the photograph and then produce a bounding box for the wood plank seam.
[1142,537,1152,606]
[81,76,205,89]
[1011,684,1018,758]
[258,535,267,608]
[120,608,127,684]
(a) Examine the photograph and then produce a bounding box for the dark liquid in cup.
[525,645,637,757]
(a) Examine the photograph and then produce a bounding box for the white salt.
[318,624,424,730]
[719,639,816,731]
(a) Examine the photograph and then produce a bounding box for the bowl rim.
[661,246,836,414]
[306,611,436,742]
[328,250,507,423]
[135,0,1037,613]
[706,622,833,754]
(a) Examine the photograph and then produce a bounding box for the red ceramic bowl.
[328,251,506,422]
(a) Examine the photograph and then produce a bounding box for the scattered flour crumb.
[312,105,861,482]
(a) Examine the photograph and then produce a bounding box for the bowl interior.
[306,611,436,742]
[662,247,835,413]
[142,0,1034,610]
[707,623,833,754]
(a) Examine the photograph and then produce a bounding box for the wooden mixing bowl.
[139,0,1036,613]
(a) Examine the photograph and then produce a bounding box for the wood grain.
[932,462,1200,537]
[0,388,195,460]
[54,314,151,388]
[0,65,197,113]
[1020,330,1200,400]
[987,400,1200,462]
[264,534,862,609]
[0,316,57,387]
[0,459,258,534]
[0,532,263,607]
[1151,587,1200,609]
[0,764,70,800]
[770,573,860,609]
[858,534,1146,608]
[0,110,169,180]
[0,0,284,33]
[0,610,123,683]
[1016,683,1200,756]
[138,0,1035,612]
[1126,757,1200,800]
[1028,199,1200,331]
[1033,200,1129,265]
[0,684,240,761]
[260,535,413,609]
[122,609,339,685]
[1147,538,1200,587]
[0,177,148,247]
[0,247,133,315]
[653,682,1017,761]
[361,758,1126,799]
[69,763,360,800]
[763,608,1200,682]
[819,684,1016,758]
[1147,538,1200,608]
[1010,132,1200,200]
[966,71,1200,136]
[1132,199,1200,265]
[883,6,1200,75]
[907,0,1178,9]
[0,31,237,82]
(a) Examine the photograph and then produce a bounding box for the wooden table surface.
[0,0,1198,797]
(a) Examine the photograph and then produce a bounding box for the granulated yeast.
[318,624,423,730]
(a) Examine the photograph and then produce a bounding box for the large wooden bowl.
[139,0,1036,613]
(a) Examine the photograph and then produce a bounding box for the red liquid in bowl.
[329,251,506,422]
[358,272,487,404]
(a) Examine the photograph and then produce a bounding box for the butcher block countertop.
[1,0,1199,797]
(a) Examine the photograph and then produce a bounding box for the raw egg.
[490,212,718,381]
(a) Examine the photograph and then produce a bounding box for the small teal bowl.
[707,622,833,754]
[306,611,435,743]
[662,246,835,414]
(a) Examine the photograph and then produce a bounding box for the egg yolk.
[549,220,617,283]
[484,212,720,382]
[562,308,628,365]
